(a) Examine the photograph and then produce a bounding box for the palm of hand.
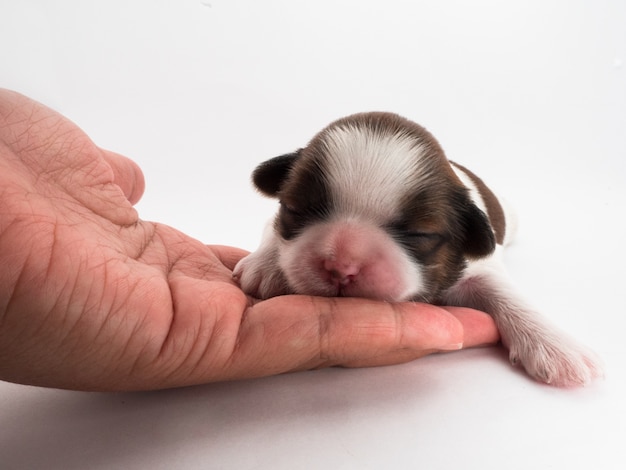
[0,90,498,391]
[0,91,254,389]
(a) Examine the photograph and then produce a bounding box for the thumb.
[101,150,145,205]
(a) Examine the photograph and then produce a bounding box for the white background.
[1,1,625,469]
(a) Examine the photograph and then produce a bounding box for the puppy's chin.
[278,218,424,302]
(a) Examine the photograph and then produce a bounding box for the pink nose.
[323,258,360,286]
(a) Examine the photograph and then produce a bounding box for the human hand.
[0,90,499,391]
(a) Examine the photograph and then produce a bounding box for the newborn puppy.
[233,112,602,387]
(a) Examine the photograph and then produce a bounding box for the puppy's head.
[253,112,495,302]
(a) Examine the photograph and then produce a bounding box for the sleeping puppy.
[233,112,602,387]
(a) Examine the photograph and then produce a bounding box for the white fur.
[444,249,603,386]
[451,165,517,246]
[233,221,288,299]
[322,126,431,220]
[451,164,489,216]
[452,164,518,247]
[279,217,424,301]
[234,117,603,387]
[443,173,603,386]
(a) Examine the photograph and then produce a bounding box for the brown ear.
[461,202,496,259]
[252,150,302,197]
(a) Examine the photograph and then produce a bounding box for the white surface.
[1,1,625,469]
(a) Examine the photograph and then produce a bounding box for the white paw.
[507,333,604,387]
[233,252,290,299]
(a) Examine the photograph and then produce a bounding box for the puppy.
[233,112,602,387]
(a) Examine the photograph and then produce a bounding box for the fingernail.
[440,342,463,351]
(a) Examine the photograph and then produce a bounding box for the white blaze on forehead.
[320,125,430,219]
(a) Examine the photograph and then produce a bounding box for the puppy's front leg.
[443,254,603,387]
[233,223,291,299]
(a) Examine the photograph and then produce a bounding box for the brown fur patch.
[450,161,506,245]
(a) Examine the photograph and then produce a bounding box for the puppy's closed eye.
[234,111,603,387]
[388,222,447,258]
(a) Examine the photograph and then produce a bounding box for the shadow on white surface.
[1,1,625,469]
[1,346,618,470]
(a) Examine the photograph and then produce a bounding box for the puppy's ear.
[252,150,302,197]
[461,202,496,259]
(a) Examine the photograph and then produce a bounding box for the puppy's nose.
[324,258,360,286]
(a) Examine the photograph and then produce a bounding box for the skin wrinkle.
[187,314,219,382]
[128,229,216,384]
[123,282,175,386]
[211,245,250,273]
[3,123,154,385]
[392,302,408,351]
[129,221,158,261]
[0,91,501,390]
[21,120,70,174]
[132,226,176,277]
[188,292,244,380]
[0,215,31,312]
[101,150,144,206]
[198,289,248,380]
[229,294,310,379]
[97,261,141,345]
[43,214,61,280]
[0,254,26,344]
[173,286,212,379]
[4,113,36,154]
[226,305,250,376]
[316,296,337,365]
[28,130,136,228]
[46,243,90,356]
[162,232,188,275]
[124,321,158,386]
[157,326,193,386]
[52,229,125,354]
[154,270,182,375]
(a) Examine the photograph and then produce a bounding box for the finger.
[316,298,466,363]
[210,245,250,271]
[339,307,500,368]
[100,150,145,205]
[230,297,467,378]
[441,306,500,348]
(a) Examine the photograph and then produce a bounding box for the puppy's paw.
[233,252,290,299]
[508,334,604,387]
